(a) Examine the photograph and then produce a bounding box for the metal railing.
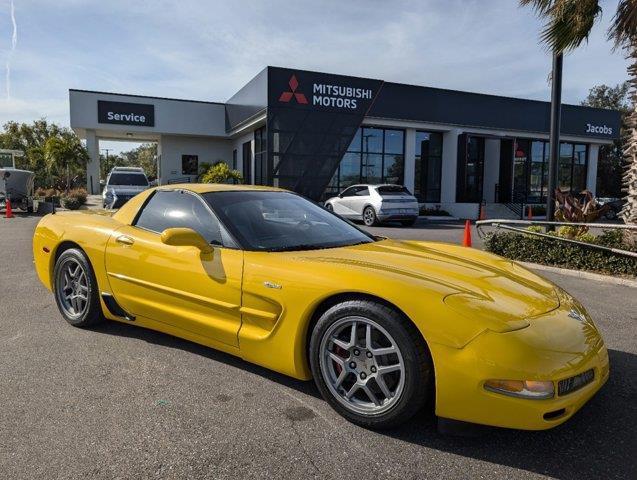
[476,219,637,259]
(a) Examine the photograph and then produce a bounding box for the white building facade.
[69,66,620,219]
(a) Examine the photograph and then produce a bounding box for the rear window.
[108,173,148,186]
[376,186,411,196]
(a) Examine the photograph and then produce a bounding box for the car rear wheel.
[53,248,103,327]
[604,209,617,220]
[363,206,378,226]
[309,300,432,429]
[325,203,333,212]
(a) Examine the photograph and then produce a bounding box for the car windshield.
[203,191,376,252]
[108,173,148,186]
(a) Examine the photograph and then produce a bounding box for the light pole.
[100,148,111,181]
[546,51,563,226]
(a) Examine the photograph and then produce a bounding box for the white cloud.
[0,0,629,128]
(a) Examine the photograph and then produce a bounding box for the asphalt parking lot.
[1,214,635,480]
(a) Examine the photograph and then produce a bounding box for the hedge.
[484,229,637,277]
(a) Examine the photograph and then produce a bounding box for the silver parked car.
[325,184,419,226]
[102,167,150,209]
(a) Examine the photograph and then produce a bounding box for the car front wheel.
[309,300,432,429]
[53,248,104,327]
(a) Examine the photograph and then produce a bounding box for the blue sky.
[0,0,629,143]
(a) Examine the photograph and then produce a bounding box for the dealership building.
[69,66,620,218]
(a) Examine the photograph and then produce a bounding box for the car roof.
[345,184,403,188]
[111,167,145,172]
[155,183,288,194]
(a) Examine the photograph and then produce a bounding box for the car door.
[331,187,355,216]
[104,189,243,347]
[334,186,365,217]
[347,186,371,217]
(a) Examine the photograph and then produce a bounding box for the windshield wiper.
[268,244,329,252]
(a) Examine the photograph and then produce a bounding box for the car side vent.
[101,293,135,321]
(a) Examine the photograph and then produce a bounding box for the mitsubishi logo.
[279,75,308,104]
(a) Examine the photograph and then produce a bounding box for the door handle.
[116,235,134,246]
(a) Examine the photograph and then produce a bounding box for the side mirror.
[338,194,343,198]
[100,179,105,186]
[160,228,214,254]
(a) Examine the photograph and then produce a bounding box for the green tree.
[581,82,630,197]
[122,143,158,179]
[199,161,243,184]
[0,119,88,189]
[44,135,89,191]
[521,0,637,242]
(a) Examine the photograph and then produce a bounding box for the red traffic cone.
[462,219,472,247]
[527,205,533,220]
[5,198,14,218]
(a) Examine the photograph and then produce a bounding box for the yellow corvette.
[33,184,609,429]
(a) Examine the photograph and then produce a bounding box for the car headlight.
[484,379,554,399]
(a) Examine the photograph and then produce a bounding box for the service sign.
[98,100,155,127]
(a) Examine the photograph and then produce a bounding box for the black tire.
[401,218,417,227]
[309,299,432,429]
[605,209,617,220]
[363,206,378,226]
[53,248,104,327]
[325,203,333,212]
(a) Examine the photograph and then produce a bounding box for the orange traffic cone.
[5,198,14,218]
[527,205,533,220]
[462,219,472,247]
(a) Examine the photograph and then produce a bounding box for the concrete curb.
[518,261,637,288]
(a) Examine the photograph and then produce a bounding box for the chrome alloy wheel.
[319,316,405,415]
[55,258,89,318]
[363,207,375,225]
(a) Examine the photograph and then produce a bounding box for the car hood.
[291,239,559,325]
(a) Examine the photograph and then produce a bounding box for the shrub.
[35,187,60,199]
[199,161,243,184]
[419,206,451,216]
[66,188,87,205]
[484,230,637,276]
[61,196,82,210]
[61,188,87,210]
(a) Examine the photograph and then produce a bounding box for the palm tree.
[521,0,637,243]
[44,135,89,191]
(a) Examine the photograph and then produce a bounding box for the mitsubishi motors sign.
[269,68,382,113]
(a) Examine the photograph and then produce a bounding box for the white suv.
[102,167,149,209]
[325,184,419,226]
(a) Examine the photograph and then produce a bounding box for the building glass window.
[254,127,267,185]
[331,127,405,193]
[457,135,485,203]
[414,131,443,202]
[559,143,574,191]
[507,139,588,203]
[572,144,588,193]
[513,139,530,200]
[181,155,199,176]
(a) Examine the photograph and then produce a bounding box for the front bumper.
[430,303,609,430]
[103,194,135,209]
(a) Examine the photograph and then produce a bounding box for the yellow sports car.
[33,184,609,429]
